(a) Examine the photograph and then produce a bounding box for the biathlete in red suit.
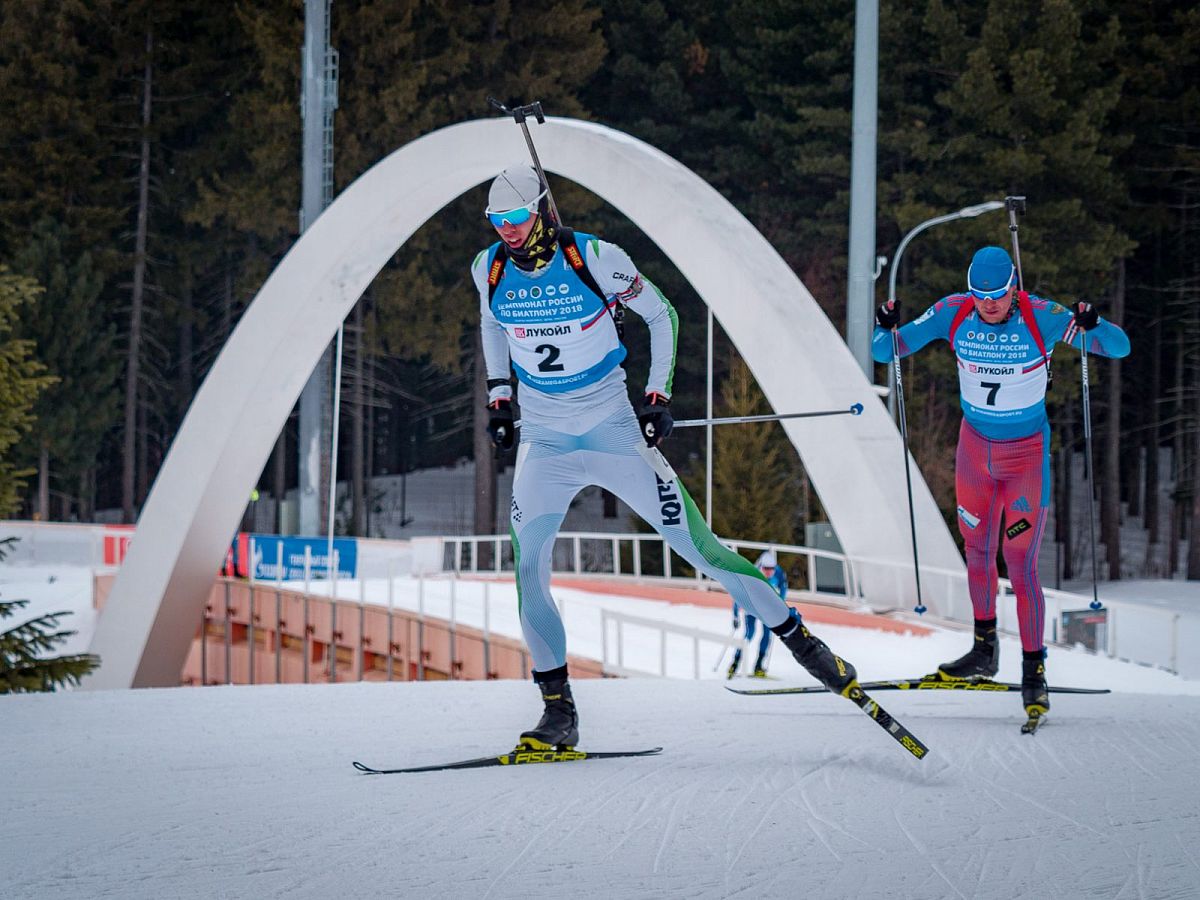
[872,246,1130,719]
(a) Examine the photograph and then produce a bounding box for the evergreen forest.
[1,0,1197,581]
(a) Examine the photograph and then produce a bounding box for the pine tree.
[691,356,803,544]
[0,1,123,268]
[0,268,55,516]
[12,218,121,519]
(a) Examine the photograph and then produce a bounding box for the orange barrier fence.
[93,575,604,686]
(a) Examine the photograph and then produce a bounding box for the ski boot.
[773,612,857,695]
[518,667,579,751]
[752,652,768,678]
[726,647,743,680]
[1021,652,1050,731]
[937,618,999,681]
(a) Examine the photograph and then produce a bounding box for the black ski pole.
[886,313,925,615]
[487,96,562,225]
[1080,337,1103,610]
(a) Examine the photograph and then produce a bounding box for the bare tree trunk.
[473,330,497,539]
[37,446,49,521]
[1170,327,1185,576]
[122,28,153,523]
[1190,395,1200,579]
[179,276,194,418]
[78,469,90,522]
[351,302,364,536]
[1189,351,1200,580]
[137,400,148,508]
[1102,259,1124,579]
[1145,300,1162,546]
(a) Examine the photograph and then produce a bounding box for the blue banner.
[248,534,358,581]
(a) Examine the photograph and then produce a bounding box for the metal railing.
[599,608,742,679]
[440,531,862,607]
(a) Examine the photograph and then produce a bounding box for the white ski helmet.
[757,550,778,569]
[487,164,545,215]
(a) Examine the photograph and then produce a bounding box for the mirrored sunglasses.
[485,190,547,229]
[970,285,1012,301]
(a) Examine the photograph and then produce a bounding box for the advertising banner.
[242,534,359,581]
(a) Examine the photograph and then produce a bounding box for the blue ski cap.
[967,246,1016,299]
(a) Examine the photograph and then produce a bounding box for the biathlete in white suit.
[473,164,860,749]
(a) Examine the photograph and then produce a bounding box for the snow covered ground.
[5,562,1200,898]
[4,676,1200,899]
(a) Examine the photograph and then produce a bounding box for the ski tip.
[351,761,379,774]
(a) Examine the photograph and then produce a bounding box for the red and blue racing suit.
[872,294,1130,652]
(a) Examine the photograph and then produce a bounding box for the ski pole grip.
[1005,195,1026,230]
[531,101,545,124]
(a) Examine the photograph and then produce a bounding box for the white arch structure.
[88,117,964,689]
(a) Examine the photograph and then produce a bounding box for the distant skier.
[873,245,1130,722]
[728,550,786,679]
[475,164,860,750]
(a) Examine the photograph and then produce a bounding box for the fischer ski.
[352,746,663,774]
[726,678,1110,696]
[844,683,930,760]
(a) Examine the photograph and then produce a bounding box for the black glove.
[486,399,514,451]
[638,392,673,447]
[1072,302,1100,331]
[876,301,901,329]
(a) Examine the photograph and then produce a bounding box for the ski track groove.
[725,767,792,877]
[560,763,665,862]
[478,776,591,900]
[1096,729,1159,782]
[591,770,664,851]
[716,764,775,886]
[1172,832,1200,875]
[650,783,688,874]
[787,787,871,855]
[891,807,967,899]
[1114,860,1140,900]
[985,775,1108,841]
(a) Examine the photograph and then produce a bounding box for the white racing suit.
[473,232,793,673]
